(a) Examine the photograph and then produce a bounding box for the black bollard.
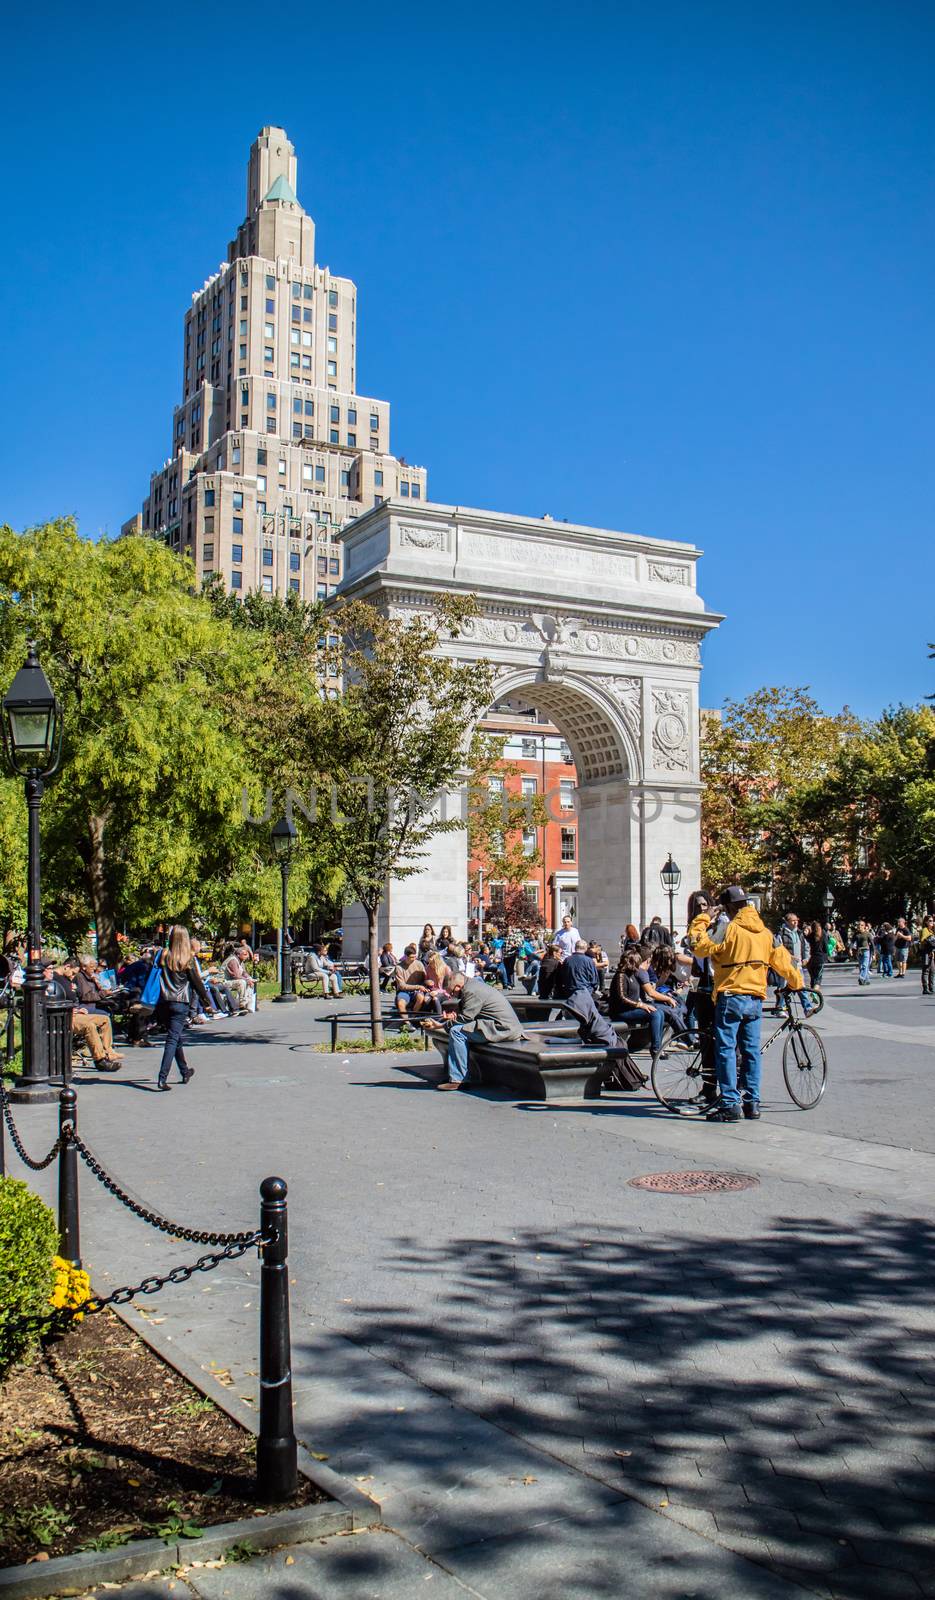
[57,1085,80,1267]
[257,1176,298,1501]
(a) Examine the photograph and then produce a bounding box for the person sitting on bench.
[424,972,523,1090]
[303,944,343,998]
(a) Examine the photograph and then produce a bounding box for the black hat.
[719,885,748,908]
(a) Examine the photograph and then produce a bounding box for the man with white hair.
[423,971,523,1090]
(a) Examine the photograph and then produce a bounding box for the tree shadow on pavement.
[307,1214,935,1599]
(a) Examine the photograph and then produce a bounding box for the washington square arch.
[338,498,722,960]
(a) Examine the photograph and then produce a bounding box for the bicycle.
[650,988,827,1114]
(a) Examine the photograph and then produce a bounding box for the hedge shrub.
[0,1177,58,1378]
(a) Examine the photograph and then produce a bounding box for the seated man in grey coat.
[425,972,523,1091]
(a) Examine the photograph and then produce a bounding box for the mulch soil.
[0,1309,321,1568]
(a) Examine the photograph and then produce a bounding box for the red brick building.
[469,708,580,932]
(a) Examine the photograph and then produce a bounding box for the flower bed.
[0,1308,321,1568]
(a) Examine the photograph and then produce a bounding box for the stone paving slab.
[184,1529,479,1599]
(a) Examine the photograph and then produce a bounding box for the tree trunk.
[367,906,384,1047]
[86,813,120,967]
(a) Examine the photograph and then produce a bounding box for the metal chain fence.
[1,1087,65,1171]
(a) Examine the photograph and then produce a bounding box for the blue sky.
[2,0,932,718]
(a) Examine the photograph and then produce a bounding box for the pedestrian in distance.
[877,923,896,978]
[919,915,934,995]
[853,920,874,985]
[154,925,212,1091]
[893,918,912,978]
[805,921,826,990]
[688,886,804,1123]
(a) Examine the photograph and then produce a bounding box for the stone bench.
[428,1030,644,1101]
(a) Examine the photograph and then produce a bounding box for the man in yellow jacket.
[688,886,804,1122]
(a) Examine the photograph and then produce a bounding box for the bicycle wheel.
[651,1040,708,1112]
[782,1023,827,1109]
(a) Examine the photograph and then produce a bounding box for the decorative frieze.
[652,688,691,772]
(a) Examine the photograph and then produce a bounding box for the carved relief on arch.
[652,688,691,772]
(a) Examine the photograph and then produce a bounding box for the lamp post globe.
[659,854,682,938]
[271,814,299,1004]
[2,643,62,1103]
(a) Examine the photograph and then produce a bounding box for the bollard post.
[257,1176,298,1501]
[57,1085,80,1267]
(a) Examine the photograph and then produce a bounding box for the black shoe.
[742,1102,761,1120]
[155,1081,171,1092]
[95,1059,121,1073]
[180,1067,194,1084]
[706,1105,741,1122]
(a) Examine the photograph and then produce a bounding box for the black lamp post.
[822,888,834,930]
[660,853,682,938]
[271,814,298,1004]
[2,643,62,1103]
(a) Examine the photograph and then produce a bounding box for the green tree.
[0,520,266,961]
[465,729,549,906]
[309,599,495,1042]
[700,686,860,900]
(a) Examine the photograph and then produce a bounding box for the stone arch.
[480,671,643,946]
[489,669,643,789]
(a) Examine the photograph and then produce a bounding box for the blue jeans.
[158,1000,191,1084]
[879,952,893,977]
[614,1005,665,1054]
[713,993,762,1110]
[446,1024,485,1082]
[859,949,871,982]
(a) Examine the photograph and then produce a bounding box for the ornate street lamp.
[2,643,62,1102]
[271,813,298,1004]
[660,853,682,938]
[822,888,835,928]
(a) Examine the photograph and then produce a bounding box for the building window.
[232,517,244,535]
[289,551,300,572]
[347,432,356,447]
[525,882,540,906]
[330,429,339,444]
[347,408,357,425]
[257,448,267,465]
[303,355,312,370]
[239,319,247,335]
[231,571,243,590]
[400,482,410,497]
[257,474,266,492]
[315,465,325,482]
[257,501,266,514]
[203,542,214,561]
[301,330,312,346]
[239,343,247,359]
[231,542,243,562]
[560,780,575,810]
[561,828,576,862]
[411,483,421,498]
[265,297,275,315]
[203,515,214,534]
[262,548,273,567]
[267,393,277,410]
[278,458,286,474]
[522,777,537,796]
[266,274,275,290]
[522,828,537,857]
[290,578,300,593]
[327,336,337,354]
[240,271,248,286]
[292,423,302,439]
[304,399,314,415]
[204,488,215,507]
[374,470,383,487]
[328,289,338,307]
[233,492,243,509]
[370,414,379,431]
[327,360,337,377]
[330,405,340,424]
[303,464,313,481]
[264,346,274,364]
[329,557,340,575]
[303,307,313,324]
[262,574,273,593]
[328,312,338,331]
[521,737,538,759]
[304,284,313,300]
[232,446,241,465]
[317,556,327,575]
[317,583,327,598]
[266,418,276,433]
[292,283,301,300]
[340,469,350,487]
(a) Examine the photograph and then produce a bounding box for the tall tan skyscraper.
[125,126,427,599]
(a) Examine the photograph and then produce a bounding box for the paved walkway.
[6,972,935,1598]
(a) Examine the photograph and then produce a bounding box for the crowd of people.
[1,930,263,1090]
[402,899,934,1116]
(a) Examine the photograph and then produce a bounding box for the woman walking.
[154,926,212,1092]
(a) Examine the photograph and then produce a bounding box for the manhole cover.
[628,1170,759,1194]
